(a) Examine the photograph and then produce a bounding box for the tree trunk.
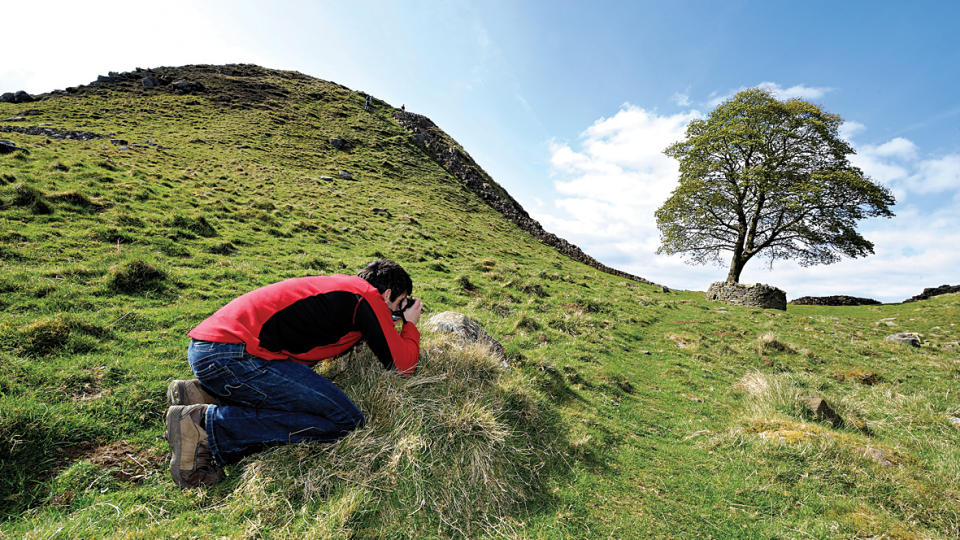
[726,255,745,283]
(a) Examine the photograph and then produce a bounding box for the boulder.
[423,311,507,365]
[0,139,22,154]
[170,79,204,94]
[338,170,354,180]
[885,333,921,347]
[141,75,161,88]
[329,137,352,150]
[706,281,786,310]
[800,396,842,427]
[0,91,33,104]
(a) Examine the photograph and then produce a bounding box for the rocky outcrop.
[706,281,786,310]
[790,295,881,306]
[392,111,660,288]
[423,311,507,365]
[0,125,105,141]
[0,91,34,104]
[903,284,960,303]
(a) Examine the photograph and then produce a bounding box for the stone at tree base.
[706,281,786,310]
[885,333,921,347]
[800,396,842,427]
[422,311,507,366]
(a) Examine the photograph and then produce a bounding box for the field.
[1,65,958,538]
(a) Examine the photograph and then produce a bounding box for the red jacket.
[188,275,419,374]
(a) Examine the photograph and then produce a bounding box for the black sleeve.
[354,298,395,369]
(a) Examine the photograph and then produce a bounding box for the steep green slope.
[1,65,958,538]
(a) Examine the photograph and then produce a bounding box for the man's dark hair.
[357,259,412,301]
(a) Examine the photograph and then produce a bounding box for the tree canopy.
[655,89,895,283]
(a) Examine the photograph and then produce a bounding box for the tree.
[655,89,895,284]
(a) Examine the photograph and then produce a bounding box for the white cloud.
[539,100,960,303]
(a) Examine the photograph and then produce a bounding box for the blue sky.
[3,1,958,302]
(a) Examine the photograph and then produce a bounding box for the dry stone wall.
[706,281,787,310]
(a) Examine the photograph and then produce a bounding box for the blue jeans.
[187,340,364,466]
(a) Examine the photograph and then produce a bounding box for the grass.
[1,64,958,538]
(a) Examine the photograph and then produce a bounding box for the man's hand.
[403,298,423,325]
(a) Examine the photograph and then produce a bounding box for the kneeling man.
[164,259,422,488]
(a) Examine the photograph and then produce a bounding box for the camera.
[391,297,417,321]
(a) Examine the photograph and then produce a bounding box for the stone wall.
[790,295,881,306]
[706,281,786,310]
[903,284,960,303]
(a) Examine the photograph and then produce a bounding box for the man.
[163,259,423,488]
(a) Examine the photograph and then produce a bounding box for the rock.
[338,170,354,180]
[2,116,26,122]
[109,139,128,146]
[371,207,391,217]
[423,311,507,365]
[903,284,960,303]
[1,91,33,104]
[706,281,787,310]
[800,396,842,427]
[885,333,921,347]
[948,416,960,429]
[170,79,204,94]
[329,137,351,150]
[790,295,881,306]
[861,446,895,467]
[141,75,161,88]
[51,162,69,171]
[319,176,333,181]
[0,139,22,154]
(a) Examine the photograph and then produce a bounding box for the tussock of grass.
[226,332,566,537]
[756,332,795,355]
[108,259,165,293]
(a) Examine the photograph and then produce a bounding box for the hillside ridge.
[10,63,659,287]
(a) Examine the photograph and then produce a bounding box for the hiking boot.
[164,405,223,488]
[167,379,221,406]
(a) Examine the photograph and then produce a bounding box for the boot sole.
[165,406,188,488]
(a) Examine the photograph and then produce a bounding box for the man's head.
[357,259,413,302]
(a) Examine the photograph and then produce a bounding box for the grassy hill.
[1,64,958,538]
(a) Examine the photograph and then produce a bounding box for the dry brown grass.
[224,332,567,537]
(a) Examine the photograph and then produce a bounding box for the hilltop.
[1,65,958,538]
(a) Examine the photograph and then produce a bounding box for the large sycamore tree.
[656,89,895,284]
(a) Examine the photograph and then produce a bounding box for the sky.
[2,0,958,302]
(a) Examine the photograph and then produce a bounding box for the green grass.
[1,64,959,538]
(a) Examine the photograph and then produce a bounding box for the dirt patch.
[80,441,164,482]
